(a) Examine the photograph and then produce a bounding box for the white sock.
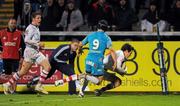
[85,75,99,84]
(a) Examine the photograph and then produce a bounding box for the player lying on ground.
[94,43,134,96]
[55,43,133,97]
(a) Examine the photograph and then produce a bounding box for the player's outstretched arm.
[77,42,84,56]
[116,65,127,76]
[109,48,117,71]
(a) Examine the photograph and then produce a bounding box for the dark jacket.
[88,1,114,26]
[113,2,138,31]
[49,44,76,67]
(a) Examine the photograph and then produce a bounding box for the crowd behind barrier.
[11,0,180,32]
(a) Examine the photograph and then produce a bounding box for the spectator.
[149,0,173,15]
[134,0,146,15]
[113,0,138,31]
[167,0,180,31]
[87,0,115,30]
[128,0,136,12]
[79,0,89,24]
[141,1,167,32]
[31,0,47,13]
[0,18,25,76]
[106,0,119,8]
[164,0,175,14]
[14,0,23,21]
[40,0,59,31]
[87,0,98,5]
[18,0,32,31]
[56,0,83,31]
[54,0,67,31]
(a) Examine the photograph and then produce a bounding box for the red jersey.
[0,28,23,59]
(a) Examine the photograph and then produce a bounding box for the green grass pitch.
[0,93,179,106]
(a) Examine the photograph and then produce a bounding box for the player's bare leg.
[78,78,88,97]
[3,61,33,95]
[35,59,51,94]
[78,74,103,97]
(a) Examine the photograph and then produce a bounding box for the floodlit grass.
[0,93,179,106]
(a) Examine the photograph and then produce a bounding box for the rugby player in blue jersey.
[78,20,117,97]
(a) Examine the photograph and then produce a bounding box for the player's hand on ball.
[122,63,127,72]
[39,42,45,49]
[112,61,117,71]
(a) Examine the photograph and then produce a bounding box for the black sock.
[82,79,89,92]
[32,76,40,85]
[100,83,114,92]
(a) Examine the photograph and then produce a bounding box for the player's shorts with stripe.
[85,59,104,76]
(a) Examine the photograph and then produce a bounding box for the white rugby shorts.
[23,47,46,64]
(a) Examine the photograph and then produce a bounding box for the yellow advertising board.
[114,41,179,92]
[44,41,180,92]
[0,41,179,92]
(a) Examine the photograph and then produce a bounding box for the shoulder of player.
[26,24,37,31]
[116,50,122,53]
[25,25,36,34]
[57,44,70,51]
[88,32,96,36]
[116,50,125,58]
[90,32,108,37]
[103,32,111,39]
[104,32,109,36]
[53,45,70,57]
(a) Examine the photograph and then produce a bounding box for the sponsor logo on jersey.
[4,42,16,46]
